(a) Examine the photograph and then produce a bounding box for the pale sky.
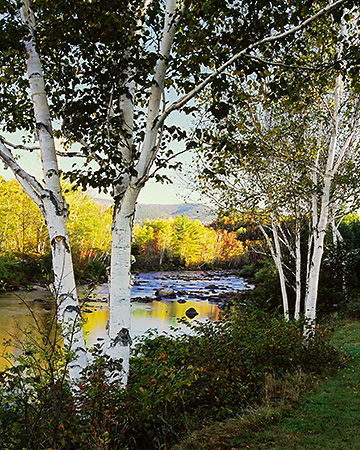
[0,128,198,205]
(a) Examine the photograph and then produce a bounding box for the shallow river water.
[0,271,252,369]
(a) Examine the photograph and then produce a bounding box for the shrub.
[0,251,51,288]
[121,309,342,449]
[0,309,343,450]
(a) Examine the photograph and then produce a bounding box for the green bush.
[121,309,341,449]
[0,309,342,450]
[0,252,51,288]
[74,256,109,283]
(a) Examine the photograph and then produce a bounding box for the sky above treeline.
[0,109,198,205]
[0,148,191,204]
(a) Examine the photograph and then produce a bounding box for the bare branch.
[0,136,40,152]
[243,53,325,71]
[0,141,45,208]
[56,151,86,158]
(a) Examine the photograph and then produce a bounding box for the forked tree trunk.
[103,0,179,384]
[303,73,342,334]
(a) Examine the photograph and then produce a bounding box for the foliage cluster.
[0,177,111,287]
[0,309,342,450]
[133,214,247,269]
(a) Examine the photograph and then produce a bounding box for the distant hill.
[135,203,216,224]
[93,198,217,224]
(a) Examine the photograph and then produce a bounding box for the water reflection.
[0,294,220,370]
[0,271,250,370]
[0,290,55,369]
[83,299,220,348]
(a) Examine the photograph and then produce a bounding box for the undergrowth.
[0,308,343,450]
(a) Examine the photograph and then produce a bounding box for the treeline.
[132,215,247,269]
[0,177,251,287]
[0,177,112,287]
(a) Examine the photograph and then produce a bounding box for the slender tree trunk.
[19,0,87,380]
[106,185,140,385]
[271,218,290,320]
[259,219,289,320]
[294,220,302,320]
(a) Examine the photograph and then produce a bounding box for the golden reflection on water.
[0,294,220,370]
[0,291,56,370]
[82,299,220,348]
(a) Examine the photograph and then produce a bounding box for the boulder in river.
[32,284,48,291]
[185,307,199,319]
[155,288,176,298]
[205,284,219,290]
[131,296,154,303]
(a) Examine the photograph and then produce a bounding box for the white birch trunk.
[106,186,140,385]
[104,0,180,385]
[294,220,302,320]
[259,220,289,320]
[136,0,178,178]
[304,73,342,334]
[271,218,290,320]
[19,1,87,380]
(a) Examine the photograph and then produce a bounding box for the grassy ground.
[173,320,360,450]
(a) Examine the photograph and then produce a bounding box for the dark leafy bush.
[0,251,51,288]
[0,309,343,450]
[74,256,109,283]
[121,309,342,449]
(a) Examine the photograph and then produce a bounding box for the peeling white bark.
[106,186,140,384]
[259,218,289,320]
[136,0,179,179]
[16,0,87,380]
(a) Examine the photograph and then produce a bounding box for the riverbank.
[172,319,360,450]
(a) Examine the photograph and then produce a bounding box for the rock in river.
[185,307,199,319]
[155,287,176,298]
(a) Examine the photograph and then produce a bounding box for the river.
[0,270,252,370]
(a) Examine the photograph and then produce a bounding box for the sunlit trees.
[1,0,350,380]
[0,177,112,285]
[194,8,360,329]
[0,178,46,254]
[133,214,246,268]
[65,187,112,272]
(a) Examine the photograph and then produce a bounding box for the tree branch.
[243,53,326,71]
[0,141,45,208]
[161,0,348,124]
[0,136,40,152]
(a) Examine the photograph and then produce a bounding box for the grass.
[172,320,360,450]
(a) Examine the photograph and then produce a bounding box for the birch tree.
[0,1,87,381]
[194,95,313,320]
[2,0,350,382]
[193,7,360,328]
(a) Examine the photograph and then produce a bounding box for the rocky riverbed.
[84,270,254,311]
